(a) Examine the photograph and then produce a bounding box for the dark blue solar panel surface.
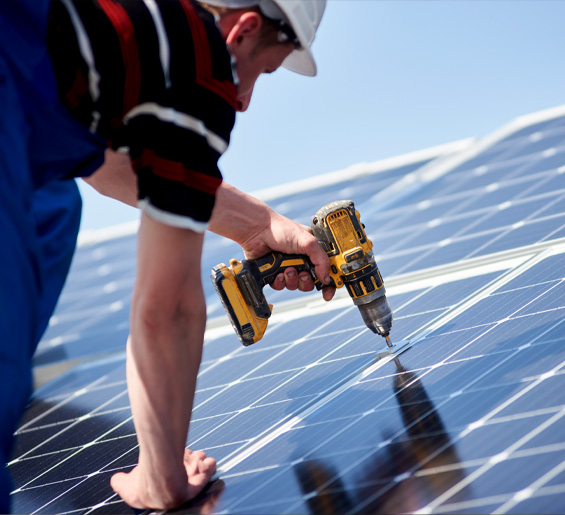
[13,108,565,514]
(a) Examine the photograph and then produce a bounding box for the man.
[0,0,328,511]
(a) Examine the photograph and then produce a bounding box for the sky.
[78,0,565,232]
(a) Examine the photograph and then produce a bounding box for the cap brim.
[282,47,317,76]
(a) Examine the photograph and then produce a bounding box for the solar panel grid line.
[416,407,565,514]
[213,287,509,481]
[14,376,110,435]
[385,252,549,347]
[11,391,133,490]
[433,483,565,515]
[253,138,475,204]
[341,360,565,515]
[465,190,565,232]
[385,225,558,278]
[495,454,565,514]
[288,347,533,504]
[383,238,565,296]
[215,258,560,515]
[468,220,565,262]
[216,340,413,476]
[13,423,133,497]
[430,493,523,514]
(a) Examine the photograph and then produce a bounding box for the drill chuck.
[358,295,393,338]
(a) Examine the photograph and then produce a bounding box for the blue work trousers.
[0,1,105,511]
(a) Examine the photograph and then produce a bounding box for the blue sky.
[79,0,565,231]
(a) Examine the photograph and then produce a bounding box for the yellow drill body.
[211,200,393,346]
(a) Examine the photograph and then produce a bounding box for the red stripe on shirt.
[133,150,222,195]
[65,69,88,109]
[179,0,237,109]
[97,0,141,116]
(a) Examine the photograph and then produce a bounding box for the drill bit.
[384,335,393,348]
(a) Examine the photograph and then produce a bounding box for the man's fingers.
[270,273,285,291]
[322,286,336,302]
[298,272,315,292]
[110,472,128,494]
[301,237,331,286]
[269,269,316,292]
[284,268,298,290]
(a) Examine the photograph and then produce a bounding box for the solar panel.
[10,106,565,514]
[32,143,461,371]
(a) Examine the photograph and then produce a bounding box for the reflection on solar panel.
[11,106,565,514]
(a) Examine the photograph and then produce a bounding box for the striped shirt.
[47,0,237,232]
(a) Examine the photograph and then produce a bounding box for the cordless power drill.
[211,200,394,347]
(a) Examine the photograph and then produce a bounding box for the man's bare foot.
[110,448,217,510]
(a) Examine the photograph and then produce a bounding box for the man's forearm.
[209,182,274,245]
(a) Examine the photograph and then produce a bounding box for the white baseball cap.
[200,0,326,76]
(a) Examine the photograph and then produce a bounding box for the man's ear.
[225,11,263,48]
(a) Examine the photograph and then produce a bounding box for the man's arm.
[82,150,138,208]
[210,182,334,299]
[85,151,334,298]
[110,213,215,509]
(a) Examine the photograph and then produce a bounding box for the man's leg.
[32,179,83,342]
[0,58,41,513]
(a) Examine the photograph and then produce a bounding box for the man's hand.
[242,214,335,301]
[110,449,216,510]
[209,183,336,301]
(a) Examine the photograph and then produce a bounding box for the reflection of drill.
[211,200,393,346]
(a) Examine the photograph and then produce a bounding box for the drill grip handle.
[251,252,323,290]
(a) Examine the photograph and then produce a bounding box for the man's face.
[232,42,293,112]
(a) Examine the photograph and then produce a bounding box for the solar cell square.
[10,479,81,515]
[460,449,565,501]
[495,374,565,418]
[498,118,563,142]
[191,404,289,449]
[432,413,551,465]
[476,340,565,389]
[472,216,565,257]
[377,248,438,277]
[446,176,552,214]
[498,130,565,161]
[396,232,503,274]
[459,196,556,236]
[375,198,466,231]
[453,311,565,360]
[450,144,519,174]
[498,253,565,291]
[511,494,565,515]
[537,193,565,218]
[392,325,494,370]
[520,415,565,450]
[191,370,302,419]
[386,214,478,252]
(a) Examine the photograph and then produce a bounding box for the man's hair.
[200,3,288,55]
